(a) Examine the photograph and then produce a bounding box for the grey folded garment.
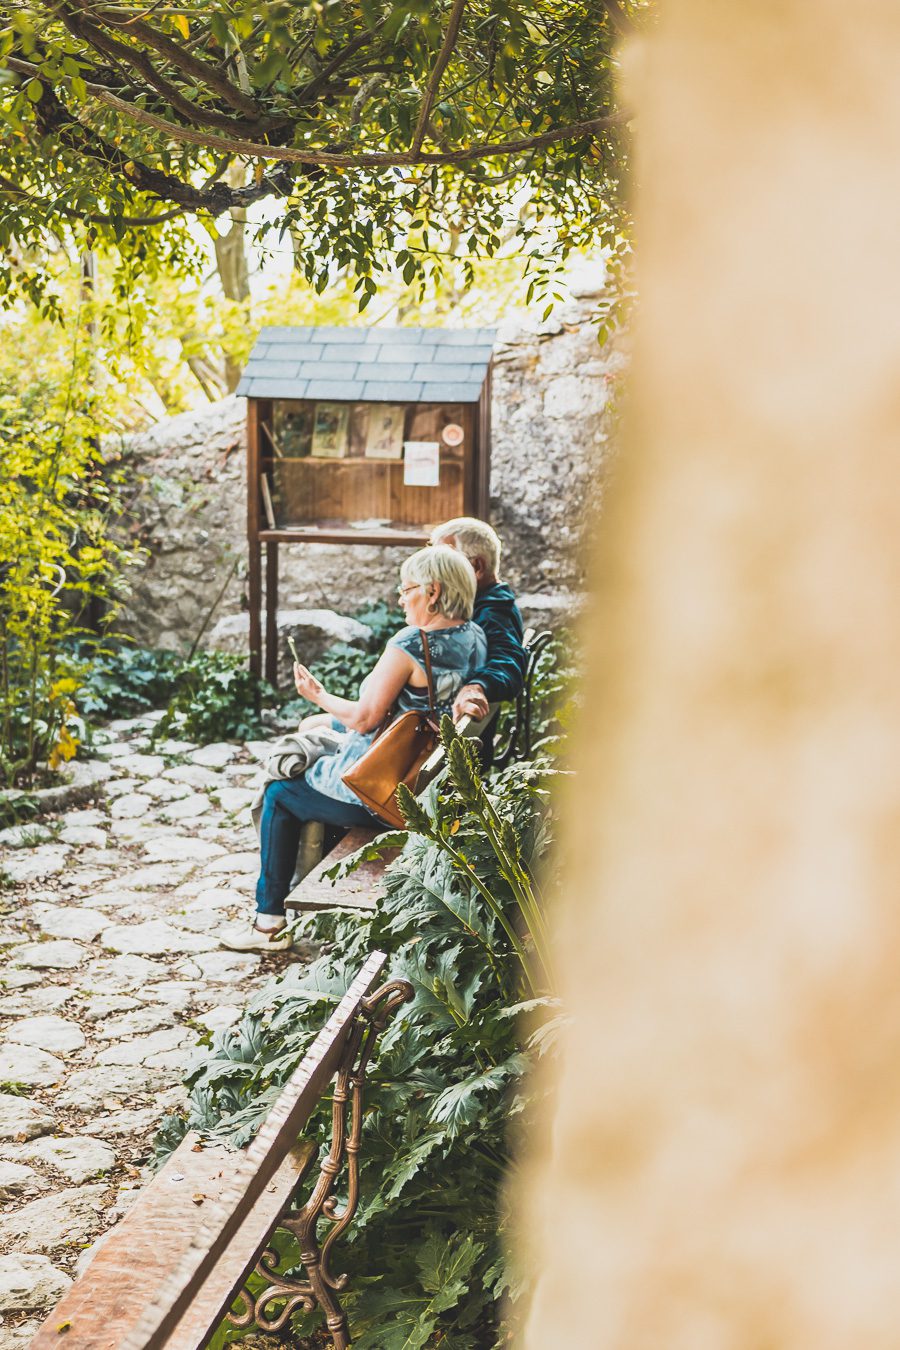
[250,723,346,835]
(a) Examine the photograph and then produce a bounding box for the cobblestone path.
[0,714,291,1346]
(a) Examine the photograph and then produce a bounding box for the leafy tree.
[0,0,641,312]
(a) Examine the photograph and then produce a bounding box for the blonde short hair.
[400,545,476,621]
[430,516,501,577]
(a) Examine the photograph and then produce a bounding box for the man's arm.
[465,607,529,705]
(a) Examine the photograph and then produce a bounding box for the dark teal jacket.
[470,584,527,703]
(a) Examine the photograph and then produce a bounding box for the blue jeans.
[255,777,375,917]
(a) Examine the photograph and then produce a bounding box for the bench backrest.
[122,951,390,1350]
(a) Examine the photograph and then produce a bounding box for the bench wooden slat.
[164,1139,315,1349]
[31,1134,314,1350]
[285,824,384,913]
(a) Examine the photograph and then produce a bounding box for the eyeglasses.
[397,583,423,597]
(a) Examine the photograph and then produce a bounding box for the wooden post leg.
[265,541,279,688]
[248,541,262,679]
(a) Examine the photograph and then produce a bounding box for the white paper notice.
[403,441,441,487]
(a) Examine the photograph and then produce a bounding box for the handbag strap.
[419,629,437,718]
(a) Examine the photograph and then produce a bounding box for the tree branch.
[92,8,262,116]
[55,2,285,136]
[411,0,466,156]
[296,19,387,108]
[0,172,185,224]
[6,56,628,172]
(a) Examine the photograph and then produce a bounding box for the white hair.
[400,545,476,621]
[430,516,501,577]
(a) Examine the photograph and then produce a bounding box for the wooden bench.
[33,952,412,1350]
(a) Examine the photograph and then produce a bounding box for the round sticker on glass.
[442,422,464,447]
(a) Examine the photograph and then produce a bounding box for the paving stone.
[0,823,56,847]
[162,764,223,790]
[104,777,141,798]
[145,1046,194,1071]
[0,1253,71,1312]
[93,739,137,758]
[0,1184,107,1253]
[20,1136,116,1183]
[77,994,142,1022]
[58,824,107,848]
[177,949,259,983]
[109,792,152,820]
[101,862,194,890]
[87,892,156,918]
[0,1323,42,1349]
[0,972,41,991]
[101,919,219,956]
[0,1044,64,1087]
[80,1105,163,1138]
[54,1064,163,1110]
[154,738,197,756]
[0,1094,56,1142]
[203,850,259,876]
[1,846,70,884]
[189,742,237,768]
[141,778,192,802]
[168,908,227,934]
[243,740,272,763]
[82,953,167,991]
[196,1005,241,1033]
[139,982,196,1011]
[222,763,260,782]
[140,835,225,864]
[124,754,166,777]
[11,939,87,971]
[97,1006,176,1039]
[158,794,212,822]
[214,787,256,813]
[4,1016,85,1054]
[62,809,106,827]
[96,1026,192,1067]
[184,885,248,911]
[0,988,71,1018]
[0,1160,43,1198]
[31,904,107,942]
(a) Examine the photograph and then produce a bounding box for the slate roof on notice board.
[235,326,496,403]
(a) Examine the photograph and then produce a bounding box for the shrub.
[75,641,184,719]
[154,650,267,743]
[0,413,140,787]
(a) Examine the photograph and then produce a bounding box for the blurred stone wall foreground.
[518,2,900,1347]
[115,296,623,650]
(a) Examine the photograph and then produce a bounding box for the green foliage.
[154,651,267,743]
[75,641,184,719]
[0,384,141,787]
[0,0,638,315]
[160,736,558,1346]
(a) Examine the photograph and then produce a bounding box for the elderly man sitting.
[430,516,527,724]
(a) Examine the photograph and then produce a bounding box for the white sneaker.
[219,923,293,953]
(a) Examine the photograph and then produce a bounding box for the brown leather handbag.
[342,630,440,828]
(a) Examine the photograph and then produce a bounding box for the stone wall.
[116,290,624,652]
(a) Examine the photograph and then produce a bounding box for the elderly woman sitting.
[222,545,486,952]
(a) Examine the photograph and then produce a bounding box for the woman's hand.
[294,662,324,704]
